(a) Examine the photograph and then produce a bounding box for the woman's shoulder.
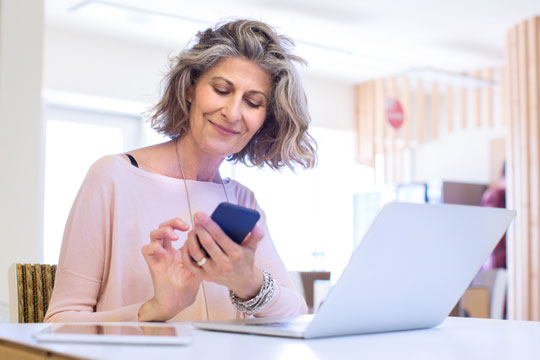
[89,154,128,172]
[227,179,258,208]
[84,154,131,185]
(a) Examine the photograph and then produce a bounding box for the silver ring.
[196,257,207,267]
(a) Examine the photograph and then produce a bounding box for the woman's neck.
[174,135,225,183]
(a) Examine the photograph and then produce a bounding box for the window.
[42,103,144,264]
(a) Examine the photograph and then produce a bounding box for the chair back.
[8,263,56,323]
[471,268,507,319]
[289,271,331,313]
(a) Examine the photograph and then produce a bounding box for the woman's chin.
[200,143,245,159]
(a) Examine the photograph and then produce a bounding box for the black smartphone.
[210,202,261,244]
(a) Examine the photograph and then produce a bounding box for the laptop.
[193,202,515,339]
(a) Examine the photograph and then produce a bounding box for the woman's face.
[186,57,272,159]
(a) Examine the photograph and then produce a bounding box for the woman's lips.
[209,120,241,136]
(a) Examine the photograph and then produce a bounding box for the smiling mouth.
[208,120,241,135]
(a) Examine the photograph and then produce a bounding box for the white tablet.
[33,323,191,345]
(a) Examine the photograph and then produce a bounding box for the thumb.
[241,224,264,250]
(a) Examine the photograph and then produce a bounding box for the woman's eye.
[246,99,262,109]
[214,88,229,95]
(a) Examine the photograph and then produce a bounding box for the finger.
[150,227,178,251]
[194,224,229,265]
[141,242,166,257]
[240,224,265,251]
[158,218,190,232]
[150,227,179,242]
[181,245,207,279]
[186,230,209,264]
[194,212,240,255]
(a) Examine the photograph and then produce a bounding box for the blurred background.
[2,0,540,321]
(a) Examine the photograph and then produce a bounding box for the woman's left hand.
[180,211,265,299]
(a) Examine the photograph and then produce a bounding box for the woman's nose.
[223,96,242,122]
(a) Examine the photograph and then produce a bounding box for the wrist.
[138,298,176,322]
[229,269,276,315]
[232,268,264,300]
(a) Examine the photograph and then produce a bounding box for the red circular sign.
[386,98,404,129]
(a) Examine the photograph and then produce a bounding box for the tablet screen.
[34,324,191,345]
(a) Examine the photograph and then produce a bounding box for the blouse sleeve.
[250,202,308,318]
[44,157,142,322]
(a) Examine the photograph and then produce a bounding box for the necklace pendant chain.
[174,137,230,228]
[174,136,230,321]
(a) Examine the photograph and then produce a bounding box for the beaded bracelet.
[229,269,276,315]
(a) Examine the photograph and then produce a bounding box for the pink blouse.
[45,155,307,322]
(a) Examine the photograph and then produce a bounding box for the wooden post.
[366,81,376,167]
[417,80,425,145]
[473,70,482,127]
[402,77,411,148]
[388,77,398,183]
[460,86,467,129]
[485,68,494,128]
[375,79,386,155]
[354,85,362,163]
[505,16,540,321]
[446,85,454,133]
[431,83,439,140]
[517,20,531,320]
[527,16,540,321]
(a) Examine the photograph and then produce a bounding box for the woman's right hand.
[138,218,201,321]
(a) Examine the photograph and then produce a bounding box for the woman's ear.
[186,86,193,104]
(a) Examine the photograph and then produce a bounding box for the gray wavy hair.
[149,19,317,170]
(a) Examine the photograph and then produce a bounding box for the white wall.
[302,75,355,132]
[411,78,505,185]
[413,128,506,184]
[0,0,44,305]
[43,27,172,105]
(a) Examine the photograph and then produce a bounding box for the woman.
[45,19,316,322]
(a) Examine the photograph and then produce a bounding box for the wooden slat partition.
[353,66,498,185]
[505,16,540,321]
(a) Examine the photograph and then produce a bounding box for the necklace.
[174,137,230,225]
[174,136,230,320]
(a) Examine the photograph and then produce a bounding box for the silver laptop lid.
[305,202,515,338]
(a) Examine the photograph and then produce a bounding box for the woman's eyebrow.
[211,76,268,101]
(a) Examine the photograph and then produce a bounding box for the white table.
[1,317,540,360]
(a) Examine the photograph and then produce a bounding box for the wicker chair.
[8,263,56,323]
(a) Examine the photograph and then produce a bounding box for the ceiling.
[46,0,540,83]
